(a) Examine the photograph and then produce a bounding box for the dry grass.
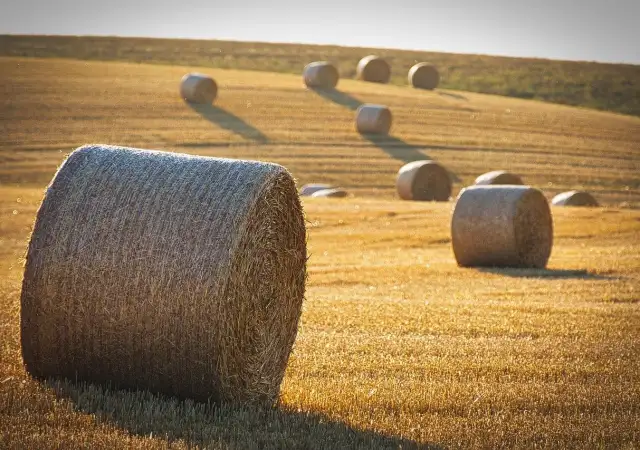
[1,56,639,448]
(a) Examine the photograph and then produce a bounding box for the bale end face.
[21,144,306,405]
[180,73,218,104]
[408,63,440,90]
[396,160,452,201]
[451,185,553,268]
[356,55,391,84]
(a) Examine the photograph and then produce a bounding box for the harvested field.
[1,56,639,449]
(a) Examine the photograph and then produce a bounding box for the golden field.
[1,57,639,448]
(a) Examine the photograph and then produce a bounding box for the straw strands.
[356,55,391,84]
[21,144,306,405]
[303,61,339,89]
[396,160,452,201]
[355,104,392,135]
[180,73,218,104]
[552,190,599,207]
[451,185,553,268]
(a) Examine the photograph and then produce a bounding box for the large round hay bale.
[408,63,440,90]
[451,185,553,268]
[180,73,217,104]
[300,183,333,196]
[474,170,524,186]
[552,190,599,207]
[355,104,392,135]
[303,61,339,89]
[21,144,306,405]
[310,188,349,198]
[356,55,391,84]
[396,160,452,201]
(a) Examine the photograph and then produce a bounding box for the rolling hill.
[1,56,639,448]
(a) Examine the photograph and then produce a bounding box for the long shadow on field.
[311,88,460,182]
[49,380,440,449]
[477,268,615,280]
[437,91,469,102]
[187,102,269,144]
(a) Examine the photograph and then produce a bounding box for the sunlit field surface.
[1,57,639,448]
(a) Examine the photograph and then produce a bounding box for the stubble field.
[1,56,639,448]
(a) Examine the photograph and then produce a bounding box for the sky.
[1,0,639,64]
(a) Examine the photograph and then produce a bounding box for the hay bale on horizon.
[451,185,553,268]
[356,104,392,135]
[396,160,452,201]
[475,170,524,186]
[303,61,339,89]
[356,55,391,84]
[408,63,440,90]
[300,183,333,196]
[310,188,349,198]
[552,190,599,207]
[21,144,306,405]
[180,73,217,104]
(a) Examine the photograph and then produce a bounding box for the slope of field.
[2,57,639,207]
[1,57,639,448]
[2,34,640,117]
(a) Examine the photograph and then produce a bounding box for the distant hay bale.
[303,61,339,89]
[180,73,217,104]
[474,170,524,186]
[451,185,553,268]
[396,160,452,201]
[300,183,333,196]
[356,55,391,84]
[356,104,392,135]
[21,144,306,405]
[310,188,349,198]
[552,190,599,207]
[408,63,440,90]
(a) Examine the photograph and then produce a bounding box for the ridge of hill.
[2,34,639,117]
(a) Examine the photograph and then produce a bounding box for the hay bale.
[451,185,553,268]
[356,55,391,84]
[180,73,217,104]
[474,170,524,186]
[300,183,333,196]
[303,61,339,89]
[310,188,349,198]
[356,104,392,135]
[21,144,306,405]
[552,190,599,207]
[396,160,452,201]
[408,63,440,90]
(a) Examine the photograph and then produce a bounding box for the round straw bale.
[451,185,553,268]
[474,170,524,186]
[552,190,599,207]
[310,188,349,198]
[303,61,339,89]
[356,104,392,135]
[396,160,452,201]
[180,73,217,104]
[21,144,306,405]
[356,55,391,84]
[408,63,440,90]
[300,183,333,196]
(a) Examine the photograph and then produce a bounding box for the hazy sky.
[2,0,639,64]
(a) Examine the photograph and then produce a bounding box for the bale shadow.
[436,91,469,102]
[477,268,615,280]
[310,87,437,167]
[48,379,440,449]
[187,102,269,144]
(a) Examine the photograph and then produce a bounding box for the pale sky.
[1,0,639,64]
